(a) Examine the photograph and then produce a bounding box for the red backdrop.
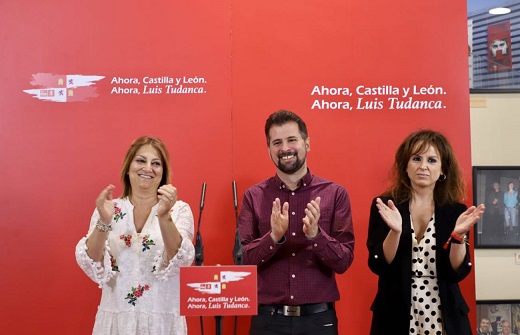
[0,0,472,334]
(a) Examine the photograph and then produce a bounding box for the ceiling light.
[489,7,511,15]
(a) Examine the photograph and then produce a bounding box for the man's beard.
[275,154,306,174]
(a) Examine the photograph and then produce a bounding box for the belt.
[258,303,334,316]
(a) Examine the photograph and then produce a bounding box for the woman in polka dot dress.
[367,130,485,335]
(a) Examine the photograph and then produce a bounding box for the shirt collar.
[273,168,313,190]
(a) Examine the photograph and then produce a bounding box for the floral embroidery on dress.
[141,234,156,251]
[120,234,132,247]
[125,284,150,306]
[109,254,120,272]
[113,203,127,223]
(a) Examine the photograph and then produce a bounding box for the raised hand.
[376,198,403,233]
[157,184,177,217]
[303,197,321,239]
[270,198,289,242]
[453,204,485,236]
[96,184,116,224]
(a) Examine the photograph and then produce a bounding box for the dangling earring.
[438,174,446,181]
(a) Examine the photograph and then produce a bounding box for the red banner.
[488,21,512,72]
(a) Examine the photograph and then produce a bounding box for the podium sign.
[180,265,257,316]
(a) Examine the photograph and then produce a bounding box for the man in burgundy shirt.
[238,110,355,335]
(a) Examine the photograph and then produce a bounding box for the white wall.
[470,93,520,300]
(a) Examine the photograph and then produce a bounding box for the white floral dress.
[75,198,195,335]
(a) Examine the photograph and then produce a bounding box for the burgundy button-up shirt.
[238,170,355,305]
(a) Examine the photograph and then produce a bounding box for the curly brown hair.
[386,129,466,205]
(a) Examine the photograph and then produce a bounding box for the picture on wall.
[473,166,520,248]
[467,1,520,92]
[487,21,512,73]
[476,301,520,335]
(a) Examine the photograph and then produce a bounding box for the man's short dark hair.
[264,110,308,146]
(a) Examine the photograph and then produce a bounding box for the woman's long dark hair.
[385,130,466,205]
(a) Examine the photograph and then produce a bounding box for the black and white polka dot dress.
[410,215,445,335]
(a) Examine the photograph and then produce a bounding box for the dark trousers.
[249,309,338,335]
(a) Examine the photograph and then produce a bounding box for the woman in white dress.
[76,136,195,335]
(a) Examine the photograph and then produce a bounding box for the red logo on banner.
[23,73,105,102]
[180,265,257,316]
[487,21,512,73]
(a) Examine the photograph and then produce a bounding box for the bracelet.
[95,219,112,233]
[450,232,465,244]
[442,232,468,249]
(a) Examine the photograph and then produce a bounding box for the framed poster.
[476,301,520,335]
[468,1,520,93]
[473,166,520,248]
